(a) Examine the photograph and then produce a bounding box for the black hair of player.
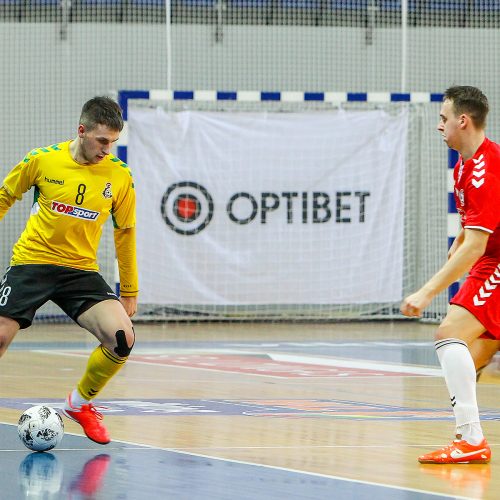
[80,96,124,132]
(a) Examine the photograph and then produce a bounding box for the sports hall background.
[1,1,499,322]
[2,5,500,499]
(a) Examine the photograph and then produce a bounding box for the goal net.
[123,93,448,322]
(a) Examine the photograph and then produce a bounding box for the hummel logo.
[474,296,486,306]
[479,287,492,299]
[45,176,64,185]
[471,155,486,189]
[484,280,497,291]
[473,266,500,306]
[450,448,487,460]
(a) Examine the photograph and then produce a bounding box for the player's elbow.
[466,242,488,263]
[463,229,490,260]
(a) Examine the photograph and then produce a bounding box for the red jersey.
[453,137,500,279]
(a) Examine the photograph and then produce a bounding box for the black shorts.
[0,264,119,329]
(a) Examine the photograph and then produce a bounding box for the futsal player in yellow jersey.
[0,96,137,444]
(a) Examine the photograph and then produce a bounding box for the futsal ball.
[18,405,64,452]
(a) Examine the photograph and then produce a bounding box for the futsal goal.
[114,89,451,323]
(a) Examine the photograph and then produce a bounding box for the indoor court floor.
[1,320,499,499]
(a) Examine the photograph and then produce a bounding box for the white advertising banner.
[128,108,407,304]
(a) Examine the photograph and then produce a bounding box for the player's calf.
[476,364,487,382]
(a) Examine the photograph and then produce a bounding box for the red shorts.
[451,266,500,340]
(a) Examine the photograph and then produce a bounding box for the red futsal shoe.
[62,393,110,445]
[418,439,491,464]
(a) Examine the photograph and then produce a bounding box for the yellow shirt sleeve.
[0,187,17,221]
[111,167,136,230]
[114,226,139,297]
[2,151,39,199]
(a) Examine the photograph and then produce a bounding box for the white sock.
[456,423,484,446]
[69,388,91,408]
[435,338,484,445]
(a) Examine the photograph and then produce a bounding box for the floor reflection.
[68,454,111,497]
[18,452,63,498]
[420,463,491,499]
[18,452,111,499]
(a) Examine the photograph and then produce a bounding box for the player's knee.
[434,329,447,342]
[113,327,135,358]
[434,324,457,342]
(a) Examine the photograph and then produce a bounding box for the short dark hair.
[443,86,489,129]
[80,96,124,132]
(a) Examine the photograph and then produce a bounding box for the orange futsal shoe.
[62,394,110,445]
[418,439,491,464]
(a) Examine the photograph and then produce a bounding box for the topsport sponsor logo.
[161,181,370,236]
[51,201,99,221]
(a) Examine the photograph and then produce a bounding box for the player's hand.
[120,296,138,318]
[400,290,433,318]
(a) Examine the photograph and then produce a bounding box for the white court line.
[1,422,499,452]
[0,421,474,500]
[34,349,442,378]
[268,353,442,376]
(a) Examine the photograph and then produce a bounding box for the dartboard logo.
[160,182,214,235]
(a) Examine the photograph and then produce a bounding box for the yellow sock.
[77,345,127,400]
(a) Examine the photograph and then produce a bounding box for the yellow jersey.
[2,141,136,277]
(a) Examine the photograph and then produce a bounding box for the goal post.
[118,89,453,323]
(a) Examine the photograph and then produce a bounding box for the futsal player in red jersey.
[401,86,500,464]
